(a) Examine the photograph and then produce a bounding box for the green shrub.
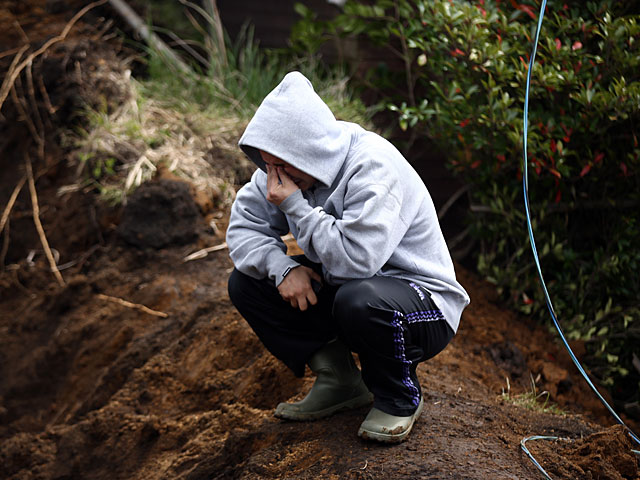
[293,0,640,400]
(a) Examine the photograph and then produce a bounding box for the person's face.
[259,150,317,191]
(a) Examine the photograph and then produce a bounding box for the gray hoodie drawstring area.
[226,71,470,333]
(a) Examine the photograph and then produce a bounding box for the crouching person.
[226,72,469,443]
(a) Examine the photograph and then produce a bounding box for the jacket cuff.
[279,189,313,220]
[271,254,302,287]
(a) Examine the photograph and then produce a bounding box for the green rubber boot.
[274,339,373,421]
[357,397,424,443]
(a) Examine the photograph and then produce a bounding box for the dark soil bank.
[1,1,639,479]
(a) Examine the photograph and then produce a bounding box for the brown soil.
[1,2,639,479]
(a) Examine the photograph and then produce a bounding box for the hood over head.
[238,71,352,188]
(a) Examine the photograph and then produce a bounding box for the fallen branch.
[107,0,192,74]
[97,293,169,318]
[0,0,109,112]
[0,175,26,235]
[183,242,227,262]
[25,154,65,287]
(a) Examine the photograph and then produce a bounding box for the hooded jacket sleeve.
[278,165,409,283]
[226,170,302,286]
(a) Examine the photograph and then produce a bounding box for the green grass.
[500,376,567,416]
[71,10,372,206]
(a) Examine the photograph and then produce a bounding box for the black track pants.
[227,258,454,416]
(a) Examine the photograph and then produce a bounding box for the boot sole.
[274,392,373,421]
[357,398,424,444]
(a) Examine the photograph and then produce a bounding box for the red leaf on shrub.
[555,189,562,203]
[574,60,582,73]
[522,292,534,305]
[520,5,537,20]
[555,38,561,50]
[594,152,604,164]
[471,160,481,169]
[459,118,470,128]
[572,41,582,50]
[496,154,506,163]
[451,48,465,57]
[549,168,561,179]
[519,56,528,69]
[480,8,487,17]
[550,139,557,153]
[620,162,628,176]
[580,164,591,177]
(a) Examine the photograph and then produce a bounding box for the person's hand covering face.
[266,164,299,206]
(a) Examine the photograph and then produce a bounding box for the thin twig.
[438,184,470,221]
[0,46,27,60]
[10,83,40,145]
[97,293,169,318]
[56,244,100,271]
[1,218,10,268]
[26,61,46,160]
[183,242,227,262]
[25,153,65,287]
[0,175,26,235]
[36,70,56,114]
[0,0,109,112]
[12,19,30,44]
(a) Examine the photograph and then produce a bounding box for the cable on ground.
[520,0,640,477]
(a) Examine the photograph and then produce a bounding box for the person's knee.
[333,279,380,332]
[227,268,246,307]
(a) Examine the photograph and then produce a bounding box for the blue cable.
[521,0,640,476]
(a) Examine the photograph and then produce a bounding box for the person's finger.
[298,296,308,312]
[266,164,275,189]
[307,290,318,306]
[290,297,298,310]
[277,167,296,187]
[310,270,322,283]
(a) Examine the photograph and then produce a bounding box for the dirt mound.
[117,179,202,248]
[1,2,639,479]
[527,425,639,480]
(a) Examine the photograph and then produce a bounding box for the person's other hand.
[266,165,299,205]
[278,266,322,311]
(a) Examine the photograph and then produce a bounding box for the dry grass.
[62,66,250,207]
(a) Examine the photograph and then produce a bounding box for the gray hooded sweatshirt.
[226,72,469,333]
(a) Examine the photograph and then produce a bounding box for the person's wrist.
[282,265,298,280]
